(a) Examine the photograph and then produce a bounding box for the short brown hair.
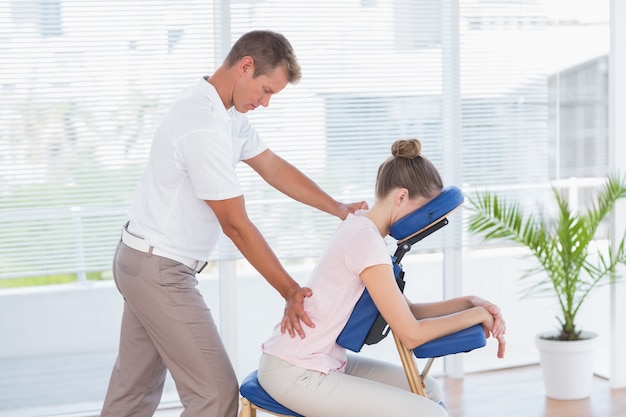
[224,30,302,83]
[375,139,443,200]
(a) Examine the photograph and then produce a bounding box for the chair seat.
[239,370,303,417]
[414,324,486,358]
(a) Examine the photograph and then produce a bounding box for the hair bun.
[391,139,422,159]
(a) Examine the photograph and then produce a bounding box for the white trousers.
[258,353,448,417]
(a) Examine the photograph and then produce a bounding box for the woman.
[258,139,506,417]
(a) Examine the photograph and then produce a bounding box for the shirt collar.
[198,76,231,123]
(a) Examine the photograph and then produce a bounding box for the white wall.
[609,0,626,389]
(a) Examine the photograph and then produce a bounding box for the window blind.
[0,1,216,280]
[230,0,549,256]
[0,0,549,282]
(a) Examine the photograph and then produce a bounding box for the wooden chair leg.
[240,396,299,417]
[393,331,427,397]
[421,357,435,381]
[240,397,256,417]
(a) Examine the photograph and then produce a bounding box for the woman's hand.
[473,297,507,358]
[471,297,506,338]
[280,286,315,339]
[494,333,506,358]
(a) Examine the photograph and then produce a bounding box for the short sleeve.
[178,110,267,201]
[178,129,243,201]
[345,225,392,276]
[233,112,268,161]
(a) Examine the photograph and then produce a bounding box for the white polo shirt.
[127,77,268,261]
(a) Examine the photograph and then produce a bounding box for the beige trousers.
[100,240,239,417]
[257,353,447,417]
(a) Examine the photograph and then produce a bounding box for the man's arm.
[205,195,314,338]
[244,149,368,219]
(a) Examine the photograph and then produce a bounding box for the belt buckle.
[196,261,208,274]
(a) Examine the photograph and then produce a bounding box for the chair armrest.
[413,324,486,359]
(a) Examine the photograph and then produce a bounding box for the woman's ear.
[394,188,409,207]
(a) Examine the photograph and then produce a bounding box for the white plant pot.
[535,331,598,400]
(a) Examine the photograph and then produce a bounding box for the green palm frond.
[466,174,626,341]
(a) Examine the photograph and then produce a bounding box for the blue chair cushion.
[335,287,379,352]
[336,262,402,352]
[389,186,464,241]
[240,370,303,417]
[413,324,486,358]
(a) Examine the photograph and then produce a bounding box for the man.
[100,30,367,417]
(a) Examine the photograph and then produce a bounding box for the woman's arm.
[360,264,495,350]
[409,295,506,339]
[407,297,475,319]
[407,295,507,358]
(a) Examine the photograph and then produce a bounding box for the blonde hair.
[375,139,443,200]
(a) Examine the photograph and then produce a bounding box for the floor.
[440,365,626,417]
[5,364,620,417]
[149,365,626,417]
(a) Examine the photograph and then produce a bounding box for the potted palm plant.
[465,174,626,400]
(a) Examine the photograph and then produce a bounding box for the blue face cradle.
[389,185,465,242]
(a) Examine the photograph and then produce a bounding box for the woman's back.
[261,212,391,374]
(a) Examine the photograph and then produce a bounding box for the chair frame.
[240,397,294,417]
[386,214,455,398]
[393,332,428,396]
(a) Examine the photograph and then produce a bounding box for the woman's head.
[375,139,443,201]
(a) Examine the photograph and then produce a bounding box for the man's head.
[221,30,302,113]
[225,30,302,84]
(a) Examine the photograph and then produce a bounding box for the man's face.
[233,62,289,113]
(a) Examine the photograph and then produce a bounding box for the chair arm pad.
[413,324,486,359]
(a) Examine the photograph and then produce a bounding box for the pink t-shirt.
[261,211,392,374]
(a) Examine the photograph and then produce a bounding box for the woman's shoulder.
[341,213,380,237]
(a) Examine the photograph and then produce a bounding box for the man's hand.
[336,201,369,220]
[281,286,315,338]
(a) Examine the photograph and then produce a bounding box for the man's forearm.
[224,221,300,298]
